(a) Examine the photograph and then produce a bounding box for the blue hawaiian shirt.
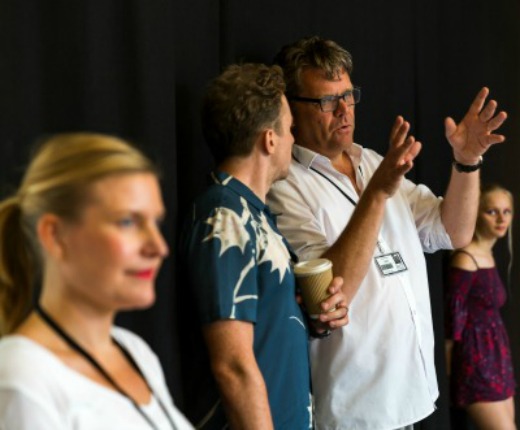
[181,171,312,429]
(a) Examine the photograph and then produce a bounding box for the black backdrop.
[1,1,519,428]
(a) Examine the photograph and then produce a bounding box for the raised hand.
[445,87,507,164]
[367,116,422,198]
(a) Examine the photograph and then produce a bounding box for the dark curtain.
[1,1,519,428]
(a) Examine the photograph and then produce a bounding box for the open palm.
[445,87,507,164]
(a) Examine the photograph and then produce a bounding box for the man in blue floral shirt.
[180,64,348,429]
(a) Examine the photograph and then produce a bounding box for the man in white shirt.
[267,36,507,430]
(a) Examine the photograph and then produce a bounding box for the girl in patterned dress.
[445,184,516,429]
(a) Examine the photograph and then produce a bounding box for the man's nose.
[334,97,354,115]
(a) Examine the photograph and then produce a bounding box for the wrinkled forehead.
[296,66,352,94]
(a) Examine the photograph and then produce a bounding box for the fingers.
[389,116,410,149]
[326,276,344,295]
[444,117,457,139]
[446,88,507,158]
[396,145,421,178]
[387,116,420,167]
[323,310,349,329]
[388,132,421,176]
[486,110,508,132]
[318,304,349,329]
[369,119,421,198]
[407,140,422,161]
[479,99,498,122]
[467,88,507,134]
[468,87,489,116]
[389,115,405,142]
[320,278,345,313]
[319,276,349,328]
[482,133,506,147]
[475,99,507,147]
[389,116,421,161]
[398,137,422,167]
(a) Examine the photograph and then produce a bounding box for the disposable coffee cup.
[293,258,334,319]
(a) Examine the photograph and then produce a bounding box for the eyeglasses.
[289,87,361,113]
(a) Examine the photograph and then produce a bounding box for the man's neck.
[218,157,271,202]
[299,143,358,191]
[330,151,354,175]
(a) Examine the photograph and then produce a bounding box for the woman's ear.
[36,214,66,260]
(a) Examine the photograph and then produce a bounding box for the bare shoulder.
[450,249,478,271]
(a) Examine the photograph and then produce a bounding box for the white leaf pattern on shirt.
[229,257,258,319]
[202,203,250,256]
[203,197,292,318]
[251,211,291,283]
[203,198,258,319]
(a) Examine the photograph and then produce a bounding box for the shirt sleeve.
[183,204,260,324]
[268,177,330,262]
[401,179,453,253]
[444,267,476,341]
[0,388,65,430]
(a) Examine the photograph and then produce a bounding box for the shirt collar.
[292,143,363,171]
[211,170,267,213]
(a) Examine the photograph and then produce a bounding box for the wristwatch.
[312,329,332,339]
[453,156,483,173]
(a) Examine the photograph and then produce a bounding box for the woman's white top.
[0,327,193,429]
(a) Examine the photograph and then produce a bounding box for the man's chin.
[274,169,289,183]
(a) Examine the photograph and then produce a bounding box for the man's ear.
[262,128,277,155]
[36,214,67,260]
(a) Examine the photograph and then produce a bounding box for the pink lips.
[335,124,352,133]
[129,269,155,280]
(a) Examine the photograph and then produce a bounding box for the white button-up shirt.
[267,144,453,430]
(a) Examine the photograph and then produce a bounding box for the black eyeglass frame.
[288,87,361,113]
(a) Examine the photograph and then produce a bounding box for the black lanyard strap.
[293,154,359,207]
[34,303,177,429]
[309,166,358,207]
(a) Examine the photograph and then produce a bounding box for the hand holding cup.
[294,258,335,319]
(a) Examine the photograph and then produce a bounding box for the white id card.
[374,252,407,276]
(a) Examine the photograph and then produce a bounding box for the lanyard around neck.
[293,154,359,207]
[34,303,177,430]
[293,154,388,254]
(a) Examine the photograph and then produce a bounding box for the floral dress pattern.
[444,252,516,407]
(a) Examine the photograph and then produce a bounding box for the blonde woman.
[0,133,193,429]
[445,184,516,430]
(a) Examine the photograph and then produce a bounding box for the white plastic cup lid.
[293,258,332,276]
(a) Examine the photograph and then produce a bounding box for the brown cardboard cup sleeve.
[293,258,334,319]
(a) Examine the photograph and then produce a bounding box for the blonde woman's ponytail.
[0,195,35,336]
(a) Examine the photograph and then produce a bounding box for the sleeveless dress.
[444,250,515,407]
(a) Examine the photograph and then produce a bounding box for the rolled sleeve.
[269,178,330,261]
[403,180,453,253]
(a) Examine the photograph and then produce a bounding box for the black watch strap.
[453,156,483,173]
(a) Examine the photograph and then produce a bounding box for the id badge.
[374,252,407,276]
